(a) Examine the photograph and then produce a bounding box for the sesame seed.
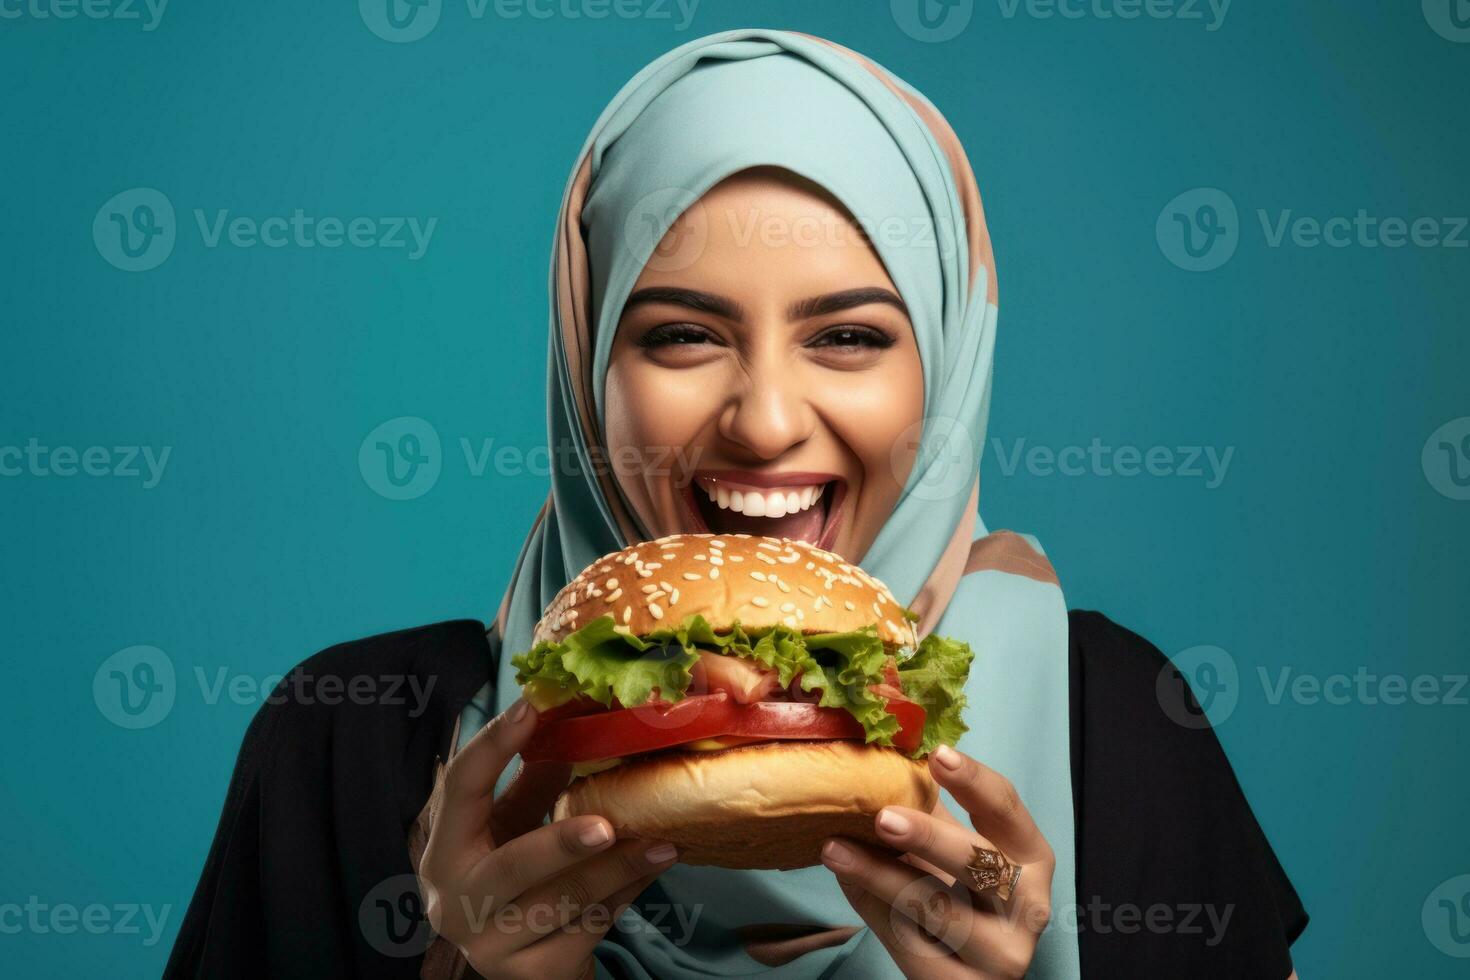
[776,579,791,593]
[606,578,618,589]
[646,590,666,601]
[708,555,724,566]
[729,555,744,562]
[693,554,707,561]
[755,553,777,565]
[778,553,799,563]
[780,602,796,613]
[660,580,673,592]
[782,615,797,627]
[872,602,882,618]
[604,588,623,604]
[709,567,719,579]
[805,562,816,570]
[798,585,816,597]
[750,571,767,582]
[710,539,725,549]
[637,569,653,578]
[662,552,676,560]
[645,562,662,570]
[649,603,664,620]
[669,588,680,605]
[682,571,701,581]
[757,542,781,551]
[750,596,771,608]
[622,606,632,623]
[641,584,660,594]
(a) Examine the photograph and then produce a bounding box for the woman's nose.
[717,371,816,461]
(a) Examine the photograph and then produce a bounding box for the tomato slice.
[522,690,925,763]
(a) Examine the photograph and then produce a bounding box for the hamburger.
[512,533,973,870]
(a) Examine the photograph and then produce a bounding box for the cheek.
[818,360,924,495]
[604,356,715,463]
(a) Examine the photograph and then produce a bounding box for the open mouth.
[681,470,847,549]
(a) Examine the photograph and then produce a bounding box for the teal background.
[2,2,1467,976]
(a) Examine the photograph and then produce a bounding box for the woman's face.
[604,167,924,563]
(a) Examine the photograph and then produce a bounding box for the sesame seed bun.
[532,533,918,649]
[553,740,938,870]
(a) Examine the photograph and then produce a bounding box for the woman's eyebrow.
[623,287,745,320]
[622,285,908,322]
[788,287,909,320]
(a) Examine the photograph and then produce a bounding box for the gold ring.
[965,844,1022,901]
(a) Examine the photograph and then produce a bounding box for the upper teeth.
[698,479,825,519]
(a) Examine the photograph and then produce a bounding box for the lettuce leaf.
[896,632,974,756]
[510,613,973,756]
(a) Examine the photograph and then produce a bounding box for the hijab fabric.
[458,28,1080,979]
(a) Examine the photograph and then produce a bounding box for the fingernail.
[579,822,612,847]
[507,698,531,724]
[932,744,963,771]
[876,808,910,836]
[821,839,853,868]
[644,843,678,864]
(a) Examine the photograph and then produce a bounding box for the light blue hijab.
[459,28,1079,979]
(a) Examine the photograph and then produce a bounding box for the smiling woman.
[165,27,1306,980]
[604,167,924,557]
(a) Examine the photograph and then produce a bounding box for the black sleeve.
[1069,610,1307,979]
[164,619,492,980]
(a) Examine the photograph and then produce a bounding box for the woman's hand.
[418,698,679,980]
[820,744,1056,978]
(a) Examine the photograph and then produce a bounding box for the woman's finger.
[821,837,1038,975]
[435,698,539,849]
[833,876,971,979]
[929,745,1053,865]
[875,806,1054,935]
[500,839,679,952]
[466,814,621,908]
[512,872,656,973]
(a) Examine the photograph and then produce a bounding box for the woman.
[166,29,1306,980]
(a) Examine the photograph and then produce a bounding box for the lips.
[682,470,846,549]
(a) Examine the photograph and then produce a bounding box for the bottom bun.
[552,740,938,870]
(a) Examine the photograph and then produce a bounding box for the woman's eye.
[807,325,895,351]
[636,323,717,348]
